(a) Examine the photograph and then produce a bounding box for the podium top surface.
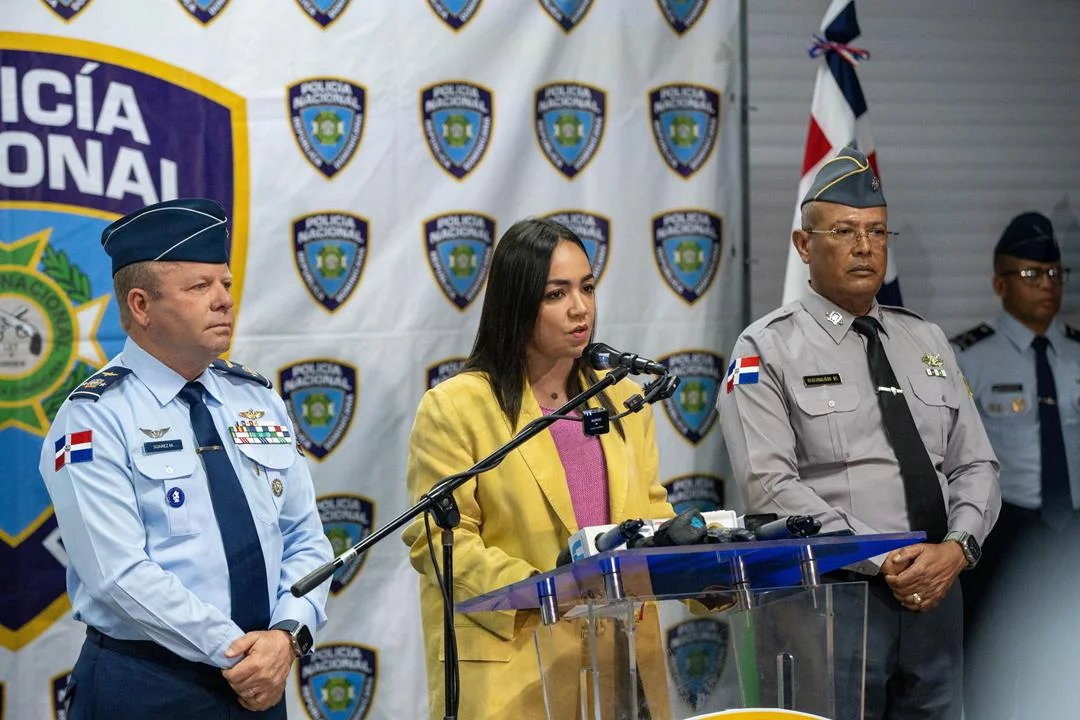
[457,531,923,613]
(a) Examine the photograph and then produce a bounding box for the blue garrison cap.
[995,212,1059,262]
[101,198,230,275]
[800,146,886,209]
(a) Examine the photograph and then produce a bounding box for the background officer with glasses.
[719,146,999,720]
[952,211,1080,718]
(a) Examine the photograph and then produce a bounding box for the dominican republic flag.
[725,356,761,393]
[54,430,94,471]
[781,0,903,307]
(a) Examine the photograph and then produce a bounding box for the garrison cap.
[995,212,1060,263]
[101,198,230,275]
[801,146,886,209]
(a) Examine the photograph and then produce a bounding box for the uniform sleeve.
[719,331,880,536]
[41,400,245,667]
[401,386,540,641]
[937,328,1002,544]
[267,393,334,636]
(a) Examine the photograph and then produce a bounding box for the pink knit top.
[541,407,610,528]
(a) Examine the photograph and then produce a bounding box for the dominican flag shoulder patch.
[54,430,94,471]
[725,356,761,393]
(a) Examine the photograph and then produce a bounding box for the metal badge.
[140,427,170,438]
[921,353,944,368]
[825,310,844,326]
[239,409,266,420]
[272,478,284,497]
[1011,398,1026,413]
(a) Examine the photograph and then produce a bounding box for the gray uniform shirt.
[719,291,1000,566]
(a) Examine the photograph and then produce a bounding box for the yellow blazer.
[403,371,673,720]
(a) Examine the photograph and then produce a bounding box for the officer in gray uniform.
[41,199,333,718]
[719,147,1000,720]
[952,212,1079,718]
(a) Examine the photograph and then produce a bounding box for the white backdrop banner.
[0,1,742,717]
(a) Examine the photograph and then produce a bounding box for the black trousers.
[67,628,286,720]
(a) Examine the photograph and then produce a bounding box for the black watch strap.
[270,620,313,656]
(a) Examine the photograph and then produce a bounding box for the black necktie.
[178,381,270,632]
[1032,336,1072,530]
[852,316,949,543]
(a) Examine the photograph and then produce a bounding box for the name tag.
[144,439,183,455]
[803,373,842,387]
[991,383,1023,393]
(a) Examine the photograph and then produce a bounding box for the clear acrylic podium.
[457,532,923,720]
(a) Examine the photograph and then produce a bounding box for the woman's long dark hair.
[462,217,624,437]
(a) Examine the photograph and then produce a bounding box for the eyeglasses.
[805,227,899,245]
[998,267,1070,286]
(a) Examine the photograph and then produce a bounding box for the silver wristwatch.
[943,530,981,569]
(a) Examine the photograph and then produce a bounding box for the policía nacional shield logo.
[663,474,725,513]
[538,0,595,33]
[653,209,723,304]
[1,33,248,650]
[295,0,354,28]
[420,82,494,180]
[667,618,728,710]
[39,0,94,21]
[288,78,366,179]
[650,84,721,178]
[279,360,358,461]
[427,0,483,30]
[299,643,378,720]
[292,212,368,313]
[51,670,72,720]
[318,494,374,595]
[657,0,710,35]
[535,83,606,179]
[542,211,610,284]
[659,350,723,445]
[423,213,496,310]
[177,0,232,25]
[427,357,467,389]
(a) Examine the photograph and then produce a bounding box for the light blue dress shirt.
[40,338,333,667]
[953,311,1080,509]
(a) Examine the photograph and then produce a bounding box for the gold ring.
[911,592,922,605]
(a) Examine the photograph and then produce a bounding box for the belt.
[86,627,221,677]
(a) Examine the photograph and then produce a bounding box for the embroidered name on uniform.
[991,383,1023,393]
[229,421,292,444]
[54,430,93,471]
[803,373,841,387]
[144,439,184,455]
[725,356,760,393]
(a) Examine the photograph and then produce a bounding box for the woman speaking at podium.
[402,217,674,719]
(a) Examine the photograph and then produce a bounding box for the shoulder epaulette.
[1065,325,1080,344]
[950,323,995,351]
[210,359,272,388]
[69,366,133,401]
[880,304,927,322]
[757,303,799,330]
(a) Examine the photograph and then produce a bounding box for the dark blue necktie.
[178,381,270,632]
[1032,337,1072,530]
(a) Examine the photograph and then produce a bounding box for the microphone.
[586,343,667,376]
[751,515,822,541]
[627,508,708,548]
[556,518,646,566]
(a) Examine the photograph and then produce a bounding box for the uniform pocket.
[236,443,296,525]
[791,385,860,462]
[908,375,961,455]
[132,451,205,536]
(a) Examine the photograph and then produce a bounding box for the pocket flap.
[793,385,860,417]
[440,624,512,663]
[132,450,196,480]
[908,375,959,409]
[236,442,297,470]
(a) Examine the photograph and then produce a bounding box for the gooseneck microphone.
[586,343,667,376]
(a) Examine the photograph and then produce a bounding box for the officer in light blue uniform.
[953,211,1080,719]
[40,198,333,719]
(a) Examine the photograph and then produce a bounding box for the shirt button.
[165,466,174,474]
[827,400,836,408]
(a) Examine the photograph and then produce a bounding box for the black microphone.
[751,515,822,541]
[556,518,646,566]
[627,508,708,548]
[586,343,667,376]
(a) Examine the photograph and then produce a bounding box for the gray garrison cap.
[995,212,1060,263]
[800,146,886,209]
[101,198,230,276]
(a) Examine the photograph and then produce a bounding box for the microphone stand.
[291,365,633,720]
